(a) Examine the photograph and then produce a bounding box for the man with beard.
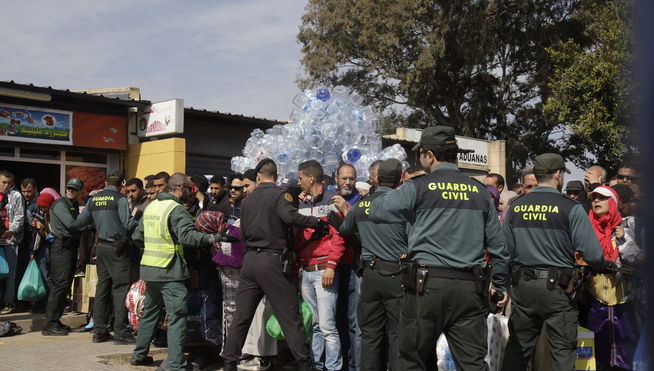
[332,164,361,216]
[331,164,362,370]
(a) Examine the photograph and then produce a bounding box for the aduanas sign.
[137,99,184,138]
[456,136,488,167]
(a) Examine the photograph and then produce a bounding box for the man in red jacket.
[297,160,347,371]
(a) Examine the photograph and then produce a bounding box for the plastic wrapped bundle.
[231,86,406,181]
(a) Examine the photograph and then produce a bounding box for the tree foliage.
[298,0,633,179]
[544,0,634,172]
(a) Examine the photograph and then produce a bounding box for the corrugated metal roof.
[1,80,288,125]
[0,80,150,107]
[184,106,286,127]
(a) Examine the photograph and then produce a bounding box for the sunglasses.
[229,186,244,191]
[66,187,80,191]
[617,174,636,181]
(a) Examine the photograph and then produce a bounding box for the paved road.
[0,330,161,371]
[0,328,299,370]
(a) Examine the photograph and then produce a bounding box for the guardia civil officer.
[369,126,509,371]
[222,159,327,371]
[42,178,85,336]
[130,173,228,370]
[500,154,608,371]
[74,171,137,344]
[328,158,407,371]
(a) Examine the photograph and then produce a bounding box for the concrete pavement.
[0,330,161,371]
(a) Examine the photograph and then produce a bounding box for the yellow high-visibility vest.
[141,199,184,268]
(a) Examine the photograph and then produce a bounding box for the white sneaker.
[237,356,271,371]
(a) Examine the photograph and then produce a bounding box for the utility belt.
[359,256,403,276]
[248,247,283,256]
[50,232,80,252]
[510,265,579,294]
[401,261,491,295]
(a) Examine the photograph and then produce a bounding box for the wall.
[125,137,186,180]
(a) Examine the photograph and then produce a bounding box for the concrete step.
[0,311,88,333]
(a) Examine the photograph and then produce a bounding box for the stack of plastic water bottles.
[230,86,408,181]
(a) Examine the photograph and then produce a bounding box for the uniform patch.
[283,192,294,203]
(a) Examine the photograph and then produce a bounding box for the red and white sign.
[137,99,184,138]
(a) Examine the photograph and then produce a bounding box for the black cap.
[377,159,403,185]
[565,180,584,192]
[533,153,570,174]
[412,126,457,151]
[107,170,125,183]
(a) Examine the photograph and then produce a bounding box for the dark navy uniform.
[370,163,508,371]
[222,182,322,370]
[76,184,136,341]
[338,186,407,371]
[501,186,605,371]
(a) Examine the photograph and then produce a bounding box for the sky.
[1,0,308,121]
[0,0,588,181]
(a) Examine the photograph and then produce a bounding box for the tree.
[544,0,634,172]
[298,0,611,180]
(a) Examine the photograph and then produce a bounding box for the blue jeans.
[0,244,18,306]
[301,269,342,371]
[337,265,361,371]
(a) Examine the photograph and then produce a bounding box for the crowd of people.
[0,126,646,371]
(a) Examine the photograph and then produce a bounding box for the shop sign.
[0,103,72,145]
[137,99,184,138]
[456,136,489,167]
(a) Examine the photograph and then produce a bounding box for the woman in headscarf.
[585,185,639,371]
